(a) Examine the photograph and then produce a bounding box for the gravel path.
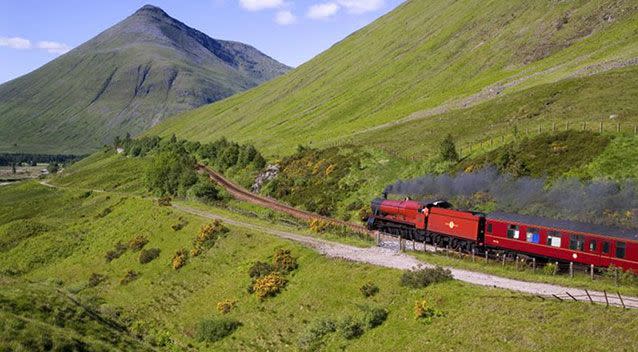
[173,203,638,309]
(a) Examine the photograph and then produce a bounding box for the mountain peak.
[134,4,169,18]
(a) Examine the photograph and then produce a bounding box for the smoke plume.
[384,167,638,228]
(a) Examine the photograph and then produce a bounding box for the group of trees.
[197,137,266,171]
[112,133,266,200]
[0,153,82,167]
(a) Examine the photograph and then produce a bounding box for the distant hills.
[149,0,638,158]
[0,5,290,154]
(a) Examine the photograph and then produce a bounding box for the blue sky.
[0,0,404,84]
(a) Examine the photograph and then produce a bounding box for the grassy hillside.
[150,0,638,159]
[0,5,289,155]
[1,181,637,351]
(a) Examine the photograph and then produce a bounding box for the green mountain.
[150,0,638,159]
[0,5,290,154]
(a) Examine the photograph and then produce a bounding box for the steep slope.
[0,5,289,154]
[150,0,638,157]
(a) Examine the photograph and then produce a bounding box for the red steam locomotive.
[366,196,638,271]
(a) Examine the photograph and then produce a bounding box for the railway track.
[197,164,371,235]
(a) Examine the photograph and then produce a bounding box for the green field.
[1,180,637,351]
[149,0,638,161]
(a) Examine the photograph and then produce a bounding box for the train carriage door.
[602,241,611,257]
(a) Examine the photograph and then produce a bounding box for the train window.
[589,240,597,252]
[487,223,493,233]
[546,231,561,247]
[507,225,520,239]
[526,228,540,244]
[616,242,626,259]
[602,242,610,254]
[569,235,585,251]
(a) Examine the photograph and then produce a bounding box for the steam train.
[365,195,638,272]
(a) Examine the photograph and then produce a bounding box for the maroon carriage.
[485,212,638,272]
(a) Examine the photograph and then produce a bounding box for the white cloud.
[337,0,384,14]
[0,36,70,54]
[275,10,297,25]
[0,36,32,49]
[307,2,340,19]
[239,0,284,11]
[36,41,71,54]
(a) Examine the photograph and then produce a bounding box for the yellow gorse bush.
[172,249,188,270]
[253,272,287,299]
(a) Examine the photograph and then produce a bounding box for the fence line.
[322,118,638,161]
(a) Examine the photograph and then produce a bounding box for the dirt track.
[194,165,638,309]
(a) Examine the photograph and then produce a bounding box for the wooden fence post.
[600,121,603,133]
[423,240,427,252]
[375,231,381,246]
[604,290,609,307]
[617,123,620,133]
[533,258,536,272]
[585,289,594,304]
[569,262,574,278]
[614,267,619,286]
[554,261,559,276]
[617,292,626,309]
[552,121,556,132]
[485,249,489,263]
[590,264,594,280]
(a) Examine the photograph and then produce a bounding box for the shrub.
[400,266,453,288]
[193,220,229,253]
[360,282,379,298]
[361,306,388,329]
[139,248,160,264]
[298,319,336,351]
[189,179,222,203]
[252,272,287,299]
[196,318,241,342]
[440,134,459,162]
[158,196,172,206]
[620,269,637,285]
[128,235,149,251]
[88,273,106,287]
[120,270,139,285]
[309,218,330,233]
[216,299,237,315]
[171,217,188,231]
[172,249,188,270]
[249,261,274,278]
[543,262,558,276]
[414,299,444,323]
[337,316,364,340]
[273,249,298,273]
[105,242,127,262]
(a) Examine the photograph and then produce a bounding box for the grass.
[408,249,638,297]
[1,181,638,351]
[52,150,149,194]
[149,0,638,160]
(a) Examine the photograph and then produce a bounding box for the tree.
[47,163,60,174]
[440,134,459,162]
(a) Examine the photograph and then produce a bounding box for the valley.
[2,0,638,350]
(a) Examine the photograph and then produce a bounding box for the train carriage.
[485,212,638,271]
